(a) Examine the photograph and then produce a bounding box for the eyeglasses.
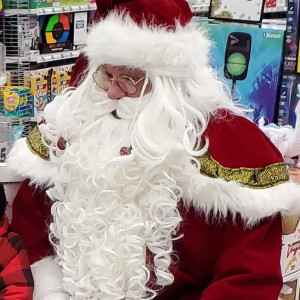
[92,66,145,95]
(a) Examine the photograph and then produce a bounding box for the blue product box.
[277,74,297,126]
[284,0,300,73]
[203,22,285,124]
[277,74,300,127]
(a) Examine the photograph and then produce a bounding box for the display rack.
[0,0,31,162]
[4,3,96,16]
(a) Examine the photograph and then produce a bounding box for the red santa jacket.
[0,214,33,299]
[10,111,294,300]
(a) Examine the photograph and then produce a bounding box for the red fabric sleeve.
[199,214,283,300]
[155,212,283,300]
[10,180,53,264]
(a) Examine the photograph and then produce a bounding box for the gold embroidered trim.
[198,153,289,189]
[26,125,50,161]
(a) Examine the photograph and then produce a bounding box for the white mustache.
[91,83,150,120]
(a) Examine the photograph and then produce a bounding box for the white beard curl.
[41,76,193,300]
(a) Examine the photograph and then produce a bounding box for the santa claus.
[7,0,300,299]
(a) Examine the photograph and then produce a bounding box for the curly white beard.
[42,80,184,300]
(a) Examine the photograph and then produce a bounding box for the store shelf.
[4,3,96,16]
[6,49,81,64]
[191,4,209,13]
[0,163,24,183]
[31,50,81,63]
[264,6,287,13]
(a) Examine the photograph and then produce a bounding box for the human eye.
[105,71,113,80]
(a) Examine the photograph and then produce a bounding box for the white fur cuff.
[31,256,66,300]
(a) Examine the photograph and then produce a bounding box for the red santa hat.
[85,0,210,77]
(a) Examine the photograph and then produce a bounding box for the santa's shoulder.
[181,110,300,224]
[203,110,283,169]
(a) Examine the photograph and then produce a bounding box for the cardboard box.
[3,86,30,117]
[281,216,300,277]
[276,74,300,127]
[280,270,300,300]
[24,67,59,119]
[283,0,300,73]
[73,11,88,47]
[203,22,285,124]
[38,13,72,54]
[277,74,296,126]
[209,0,265,23]
[57,64,73,93]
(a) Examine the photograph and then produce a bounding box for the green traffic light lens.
[226,53,246,76]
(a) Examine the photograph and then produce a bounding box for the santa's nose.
[106,80,126,100]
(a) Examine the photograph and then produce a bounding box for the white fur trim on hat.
[31,256,67,300]
[6,138,58,186]
[181,170,300,226]
[85,13,210,77]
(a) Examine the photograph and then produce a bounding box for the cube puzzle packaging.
[203,22,285,124]
[38,13,73,54]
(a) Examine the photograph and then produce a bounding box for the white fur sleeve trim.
[182,172,300,226]
[6,138,58,186]
[31,256,66,300]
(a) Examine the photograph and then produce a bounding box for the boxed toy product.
[73,11,88,48]
[3,86,30,117]
[58,64,73,93]
[60,0,89,5]
[3,0,30,9]
[29,15,40,55]
[203,22,285,124]
[209,0,265,23]
[265,0,277,8]
[29,0,58,9]
[277,74,300,127]
[277,74,296,126]
[281,215,300,277]
[25,67,59,119]
[283,0,300,73]
[38,13,72,54]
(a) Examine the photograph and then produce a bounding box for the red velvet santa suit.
[9,111,291,300]
[6,0,300,299]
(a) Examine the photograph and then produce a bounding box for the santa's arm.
[200,214,283,300]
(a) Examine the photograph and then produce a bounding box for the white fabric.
[31,256,66,300]
[85,13,210,78]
